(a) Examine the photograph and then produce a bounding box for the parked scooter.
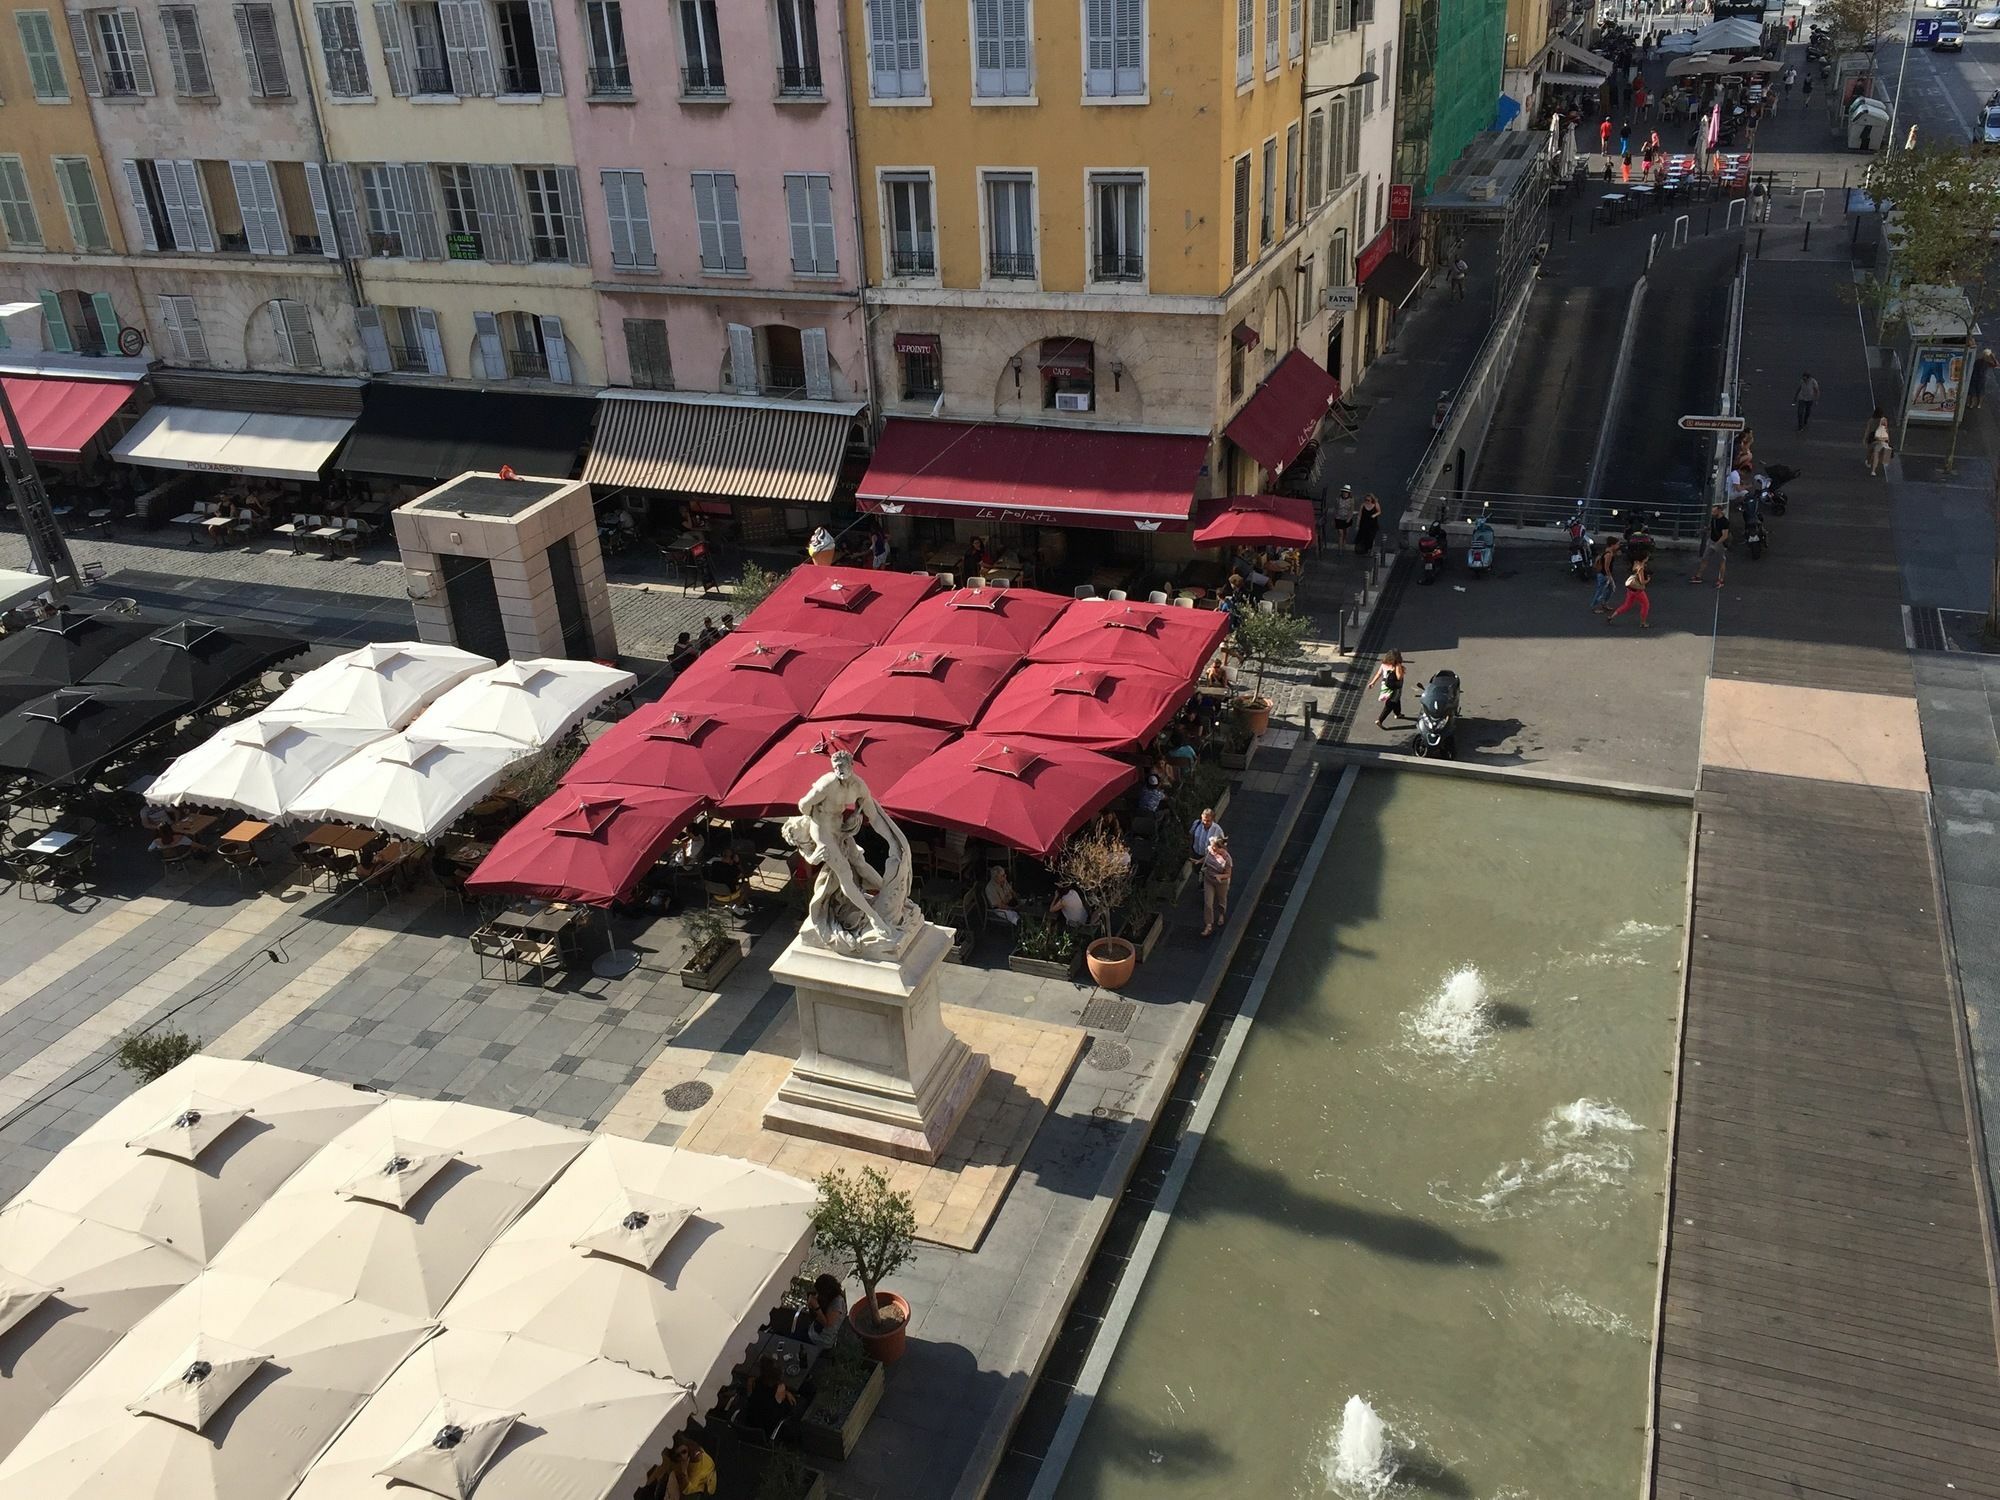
[1410,671,1461,759]
[1561,501,1593,581]
[1618,511,1656,568]
[1466,510,1496,578]
[1761,463,1799,516]
[1741,507,1768,560]
[1417,519,1449,584]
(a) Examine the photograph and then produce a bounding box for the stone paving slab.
[1700,677,1928,791]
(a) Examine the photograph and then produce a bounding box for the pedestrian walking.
[1199,831,1233,938]
[1599,116,1613,155]
[1370,649,1411,729]
[1592,535,1624,613]
[1606,555,1653,628]
[1865,407,1893,476]
[1783,64,1796,96]
[1619,121,1632,155]
[1802,73,1812,100]
[1331,482,1355,548]
[1352,491,1382,555]
[1794,370,1820,430]
[1448,256,1468,301]
[1972,348,1998,410]
[1689,501,1730,589]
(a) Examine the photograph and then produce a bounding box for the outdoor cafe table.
[218,819,269,848]
[25,829,79,856]
[301,822,381,853]
[491,905,585,938]
[173,812,221,841]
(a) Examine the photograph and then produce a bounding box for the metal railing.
[890,246,935,275]
[383,342,428,373]
[1094,252,1144,282]
[776,62,821,95]
[500,63,544,94]
[506,347,548,379]
[411,64,452,94]
[681,62,725,95]
[586,61,632,95]
[988,251,1036,280]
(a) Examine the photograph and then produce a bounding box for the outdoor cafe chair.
[219,842,262,889]
[1148,591,1170,605]
[1073,585,1096,599]
[273,514,314,552]
[933,573,954,588]
[1107,589,1128,601]
[966,576,987,589]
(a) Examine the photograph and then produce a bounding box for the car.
[1939,20,1967,47]
[1975,8,2000,24]
[1981,105,2000,144]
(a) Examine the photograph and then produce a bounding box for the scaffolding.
[1421,129,1554,318]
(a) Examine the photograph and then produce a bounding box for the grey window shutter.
[302,161,341,255]
[91,292,121,351]
[278,299,317,366]
[173,159,214,251]
[234,3,287,95]
[714,172,743,269]
[120,160,159,251]
[621,173,653,266]
[155,294,184,362]
[65,12,103,94]
[727,322,757,393]
[472,310,506,377]
[250,161,286,252]
[865,0,894,95]
[384,162,418,255]
[229,161,271,252]
[116,8,154,93]
[807,174,835,274]
[1084,0,1110,93]
[602,171,633,266]
[269,298,296,364]
[39,290,73,352]
[692,172,722,269]
[322,162,364,257]
[553,166,588,265]
[154,160,193,248]
[783,174,812,274]
[371,0,410,93]
[415,306,446,373]
[527,0,561,93]
[472,163,527,263]
[802,327,831,400]
[1113,0,1142,92]
[162,8,212,95]
[1000,0,1026,90]
[355,304,391,371]
[440,0,496,96]
[401,163,443,258]
[539,314,570,382]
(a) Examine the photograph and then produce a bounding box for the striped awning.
[583,394,860,504]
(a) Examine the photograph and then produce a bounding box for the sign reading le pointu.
[1677,414,1746,432]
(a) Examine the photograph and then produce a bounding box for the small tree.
[1053,827,1134,943]
[115,1027,200,1084]
[1231,608,1313,707]
[1818,0,1905,58]
[812,1166,917,1333]
[731,560,784,617]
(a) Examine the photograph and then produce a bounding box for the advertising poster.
[1907,343,1968,425]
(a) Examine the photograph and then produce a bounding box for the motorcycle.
[1410,671,1461,760]
[1617,511,1657,569]
[1741,507,1768,560]
[1466,511,1496,578]
[1417,519,1449,585]
[1761,463,1799,516]
[1561,502,1593,581]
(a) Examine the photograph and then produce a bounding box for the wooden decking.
[1655,766,2000,1500]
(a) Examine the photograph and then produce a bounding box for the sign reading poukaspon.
[1676,414,1747,432]
[1324,285,1361,314]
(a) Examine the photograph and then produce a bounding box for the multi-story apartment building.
[846,0,1338,569]
[1396,0,1507,191]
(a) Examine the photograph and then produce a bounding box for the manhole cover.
[661,1081,713,1112]
[1078,997,1137,1034]
[1084,1038,1133,1072]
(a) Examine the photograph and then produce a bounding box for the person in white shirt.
[1049,886,1089,928]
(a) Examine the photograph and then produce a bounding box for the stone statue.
[782,744,920,956]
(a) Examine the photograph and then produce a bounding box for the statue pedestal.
[764,921,988,1165]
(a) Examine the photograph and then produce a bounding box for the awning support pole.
[0,381,76,599]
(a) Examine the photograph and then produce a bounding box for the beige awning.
[1546,35,1613,74]
[112,406,354,481]
[583,393,860,504]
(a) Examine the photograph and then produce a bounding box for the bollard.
[1705,204,1713,235]
[1756,227,1763,258]
[1569,212,1575,242]
[1802,220,1811,251]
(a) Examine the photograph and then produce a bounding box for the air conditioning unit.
[1054,391,1092,412]
[405,570,439,602]
[1464,176,1499,200]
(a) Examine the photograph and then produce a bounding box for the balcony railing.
[507,347,548,379]
[384,342,428,373]
[587,61,632,95]
[499,62,543,94]
[776,62,821,95]
[104,71,138,97]
[988,251,1036,280]
[681,61,725,96]
[530,235,571,263]
[764,363,807,396]
[890,245,935,276]
[1094,252,1144,282]
[411,64,452,94]
[368,230,405,258]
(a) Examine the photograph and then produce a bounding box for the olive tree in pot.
[812,1166,918,1364]
[1055,828,1136,990]
[1230,608,1313,737]
[677,906,742,990]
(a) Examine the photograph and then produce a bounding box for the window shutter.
[623,318,670,388]
[321,161,364,256]
[115,8,154,92]
[553,165,588,265]
[1232,155,1250,269]
[1083,0,1110,94]
[1235,0,1251,78]
[156,294,184,361]
[56,161,101,250]
[726,322,757,393]
[370,0,410,93]
[1346,97,1359,176]
[807,174,835,274]
[171,159,214,251]
[1000,0,1026,89]
[692,172,722,269]
[301,161,341,256]
[162,8,211,95]
[120,159,159,251]
[802,326,831,400]
[90,292,121,352]
[38,290,73,352]
[415,306,446,373]
[1265,0,1277,68]
[439,0,496,95]
[268,298,297,364]
[149,160,192,248]
[1306,112,1323,207]
[714,172,743,269]
[64,11,102,94]
[401,163,443,258]
[229,161,269,252]
[250,161,286,252]
[472,163,527,263]
[602,171,632,265]
[866,0,894,94]
[234,4,287,94]
[538,314,571,382]
[275,299,316,366]
[972,0,997,93]
[527,0,561,93]
[1113,0,1141,92]
[1289,0,1301,56]
[1310,0,1327,41]
[1285,124,1299,225]
[783,174,813,274]
[173,296,207,359]
[354,304,391,371]
[19,14,67,98]
[472,310,506,377]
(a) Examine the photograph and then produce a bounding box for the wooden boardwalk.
[1655,767,2000,1500]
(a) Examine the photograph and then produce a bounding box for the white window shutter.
[173,160,214,251]
[1084,0,1110,94]
[553,166,588,265]
[602,171,633,265]
[440,0,496,95]
[302,162,340,256]
[783,174,812,274]
[162,8,210,95]
[715,172,743,269]
[322,162,364,257]
[727,321,757,393]
[178,296,209,361]
[527,0,561,93]
[120,160,159,251]
[65,12,103,94]
[472,163,527,263]
[1000,0,1027,89]
[539,314,571,382]
[354,304,391,371]
[152,160,192,249]
[415,306,446,373]
[116,8,154,93]
[384,163,418,256]
[866,0,894,95]
[1114,0,1142,92]
[229,161,270,252]
[472,311,506,377]
[972,0,999,94]
[623,173,653,266]
[802,327,831,400]
[279,299,317,366]
[806,174,835,274]
[371,1,410,93]
[692,173,721,269]
[401,163,443,258]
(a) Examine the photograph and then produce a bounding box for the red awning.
[1222,350,1339,475]
[0,376,137,459]
[857,420,1205,532]
[1191,494,1317,549]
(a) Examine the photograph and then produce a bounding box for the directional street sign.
[1677,414,1747,432]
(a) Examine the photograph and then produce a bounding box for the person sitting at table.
[1136,773,1166,815]
[961,535,991,583]
[984,864,1021,926]
[703,846,744,897]
[868,523,891,570]
[696,617,721,652]
[140,804,172,835]
[669,632,698,673]
[670,827,706,868]
[739,1354,802,1441]
[788,1272,848,1347]
[719,612,735,634]
[1048,883,1089,929]
[148,829,197,859]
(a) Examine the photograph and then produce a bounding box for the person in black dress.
[1352,492,1382,555]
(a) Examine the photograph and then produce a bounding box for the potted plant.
[676,906,742,989]
[812,1167,918,1364]
[800,1329,886,1461]
[753,1449,828,1500]
[1230,608,1312,736]
[1007,913,1082,979]
[1218,714,1257,771]
[1123,877,1170,961]
[1054,828,1137,991]
[732,559,785,615]
[115,1027,200,1083]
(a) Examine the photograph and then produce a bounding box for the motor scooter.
[1417,519,1448,584]
[1466,511,1496,578]
[1561,502,1593,581]
[1740,507,1768,560]
[1410,671,1461,759]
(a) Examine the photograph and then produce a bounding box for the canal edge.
[1024,762,1362,1500]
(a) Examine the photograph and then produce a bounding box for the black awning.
[1364,252,1428,311]
[337,384,597,482]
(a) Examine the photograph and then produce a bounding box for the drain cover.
[1078,998,1137,1033]
[661,1081,713,1112]
[1084,1038,1133,1072]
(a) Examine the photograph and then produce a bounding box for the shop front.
[0,367,145,523]
[335,384,599,518]
[1356,228,1429,366]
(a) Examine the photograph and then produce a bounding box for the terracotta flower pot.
[1085,935,1137,991]
[1236,696,1272,736]
[849,1290,911,1364]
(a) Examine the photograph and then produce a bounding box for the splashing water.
[1325,1396,1397,1497]
[1435,1099,1642,1220]
[1614,919,1671,940]
[1403,965,1492,1060]
[1543,1289,1643,1339]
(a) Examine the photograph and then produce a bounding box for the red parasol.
[881,733,1140,859]
[810,643,1018,728]
[1028,599,1229,682]
[1190,494,1316,549]
[884,586,1073,655]
[464,784,703,906]
[661,631,866,717]
[736,564,938,645]
[567,700,795,799]
[975,661,1190,752]
[714,718,957,819]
